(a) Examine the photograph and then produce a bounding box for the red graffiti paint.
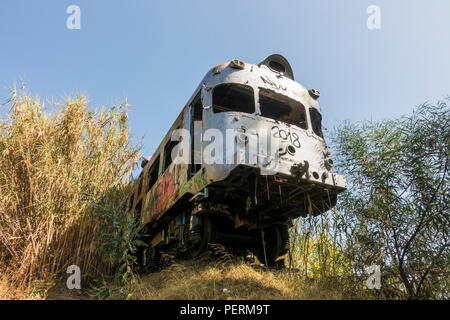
[151,170,176,214]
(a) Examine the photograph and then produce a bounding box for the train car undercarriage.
[137,165,340,269]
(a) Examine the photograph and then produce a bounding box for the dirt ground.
[45,281,92,300]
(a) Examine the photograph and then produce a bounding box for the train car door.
[188,92,202,179]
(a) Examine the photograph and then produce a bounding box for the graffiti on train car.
[147,170,176,218]
[178,171,208,197]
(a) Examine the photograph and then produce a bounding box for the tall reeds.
[0,87,140,291]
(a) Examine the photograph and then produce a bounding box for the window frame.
[258,87,308,130]
[147,155,160,193]
[163,139,178,172]
[212,83,256,115]
[309,108,324,138]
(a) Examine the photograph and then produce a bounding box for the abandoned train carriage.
[126,54,347,266]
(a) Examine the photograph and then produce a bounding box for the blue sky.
[1,0,449,157]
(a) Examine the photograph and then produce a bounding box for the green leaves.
[331,97,450,299]
[90,192,146,299]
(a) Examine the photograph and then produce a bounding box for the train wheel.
[137,246,161,272]
[188,214,214,258]
[136,246,148,271]
[257,224,289,267]
[150,247,161,266]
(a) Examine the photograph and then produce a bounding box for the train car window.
[192,93,202,121]
[189,93,202,178]
[309,108,323,138]
[147,155,160,192]
[163,139,178,172]
[258,88,308,129]
[212,83,255,114]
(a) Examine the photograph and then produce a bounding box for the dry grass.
[129,261,356,300]
[0,87,140,297]
[0,260,360,300]
[0,276,31,299]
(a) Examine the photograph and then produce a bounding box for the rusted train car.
[126,54,346,267]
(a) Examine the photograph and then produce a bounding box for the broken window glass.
[212,83,255,114]
[258,88,308,129]
[309,108,323,138]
